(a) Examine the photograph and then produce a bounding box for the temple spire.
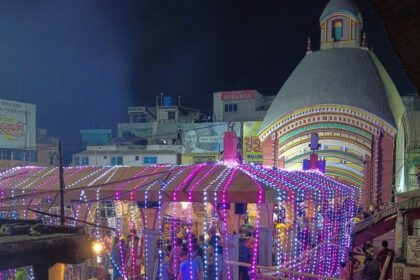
[319,0,363,50]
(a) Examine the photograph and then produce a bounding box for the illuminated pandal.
[240,165,356,278]
[0,164,357,279]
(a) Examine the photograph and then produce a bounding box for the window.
[332,19,343,41]
[132,113,146,123]
[4,150,11,160]
[13,151,23,161]
[111,156,123,166]
[81,156,89,166]
[168,111,176,120]
[49,153,57,166]
[224,103,238,113]
[143,156,157,165]
[30,151,37,162]
[73,156,80,165]
[135,156,140,161]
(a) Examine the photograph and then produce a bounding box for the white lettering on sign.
[221,90,255,100]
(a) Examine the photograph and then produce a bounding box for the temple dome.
[260,48,396,135]
[320,0,360,20]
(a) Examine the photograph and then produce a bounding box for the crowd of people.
[343,240,394,280]
[97,225,229,280]
[155,228,224,280]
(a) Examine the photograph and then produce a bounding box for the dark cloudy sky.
[0,0,415,162]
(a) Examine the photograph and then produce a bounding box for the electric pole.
[58,142,65,225]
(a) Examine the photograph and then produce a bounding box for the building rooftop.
[320,0,360,20]
[260,48,396,135]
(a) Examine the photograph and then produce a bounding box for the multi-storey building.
[72,144,181,167]
[213,90,274,122]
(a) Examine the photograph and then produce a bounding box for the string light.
[186,164,218,280]
[202,165,231,279]
[0,164,358,279]
[221,167,237,280]
[154,165,180,280]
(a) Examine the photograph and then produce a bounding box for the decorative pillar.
[395,208,404,258]
[144,229,161,280]
[139,206,161,280]
[258,227,273,266]
[224,234,239,280]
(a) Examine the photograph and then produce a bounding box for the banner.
[242,121,263,164]
[180,123,240,154]
[407,235,420,265]
[0,98,36,150]
[221,90,256,100]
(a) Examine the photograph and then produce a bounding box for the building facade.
[258,0,408,209]
[213,90,274,122]
[72,144,181,167]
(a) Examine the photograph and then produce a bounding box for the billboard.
[180,122,240,154]
[407,236,420,265]
[0,98,36,150]
[242,121,263,164]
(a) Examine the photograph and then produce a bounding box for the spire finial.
[361,32,368,49]
[306,37,312,54]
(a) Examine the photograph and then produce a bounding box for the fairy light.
[186,164,218,280]
[146,165,176,280]
[221,167,237,280]
[202,165,231,279]
[0,164,358,279]
[212,167,234,280]
[69,167,109,224]
[118,167,149,280]
[239,165,358,277]
[240,169,263,280]
[169,164,204,279]
[139,165,179,280]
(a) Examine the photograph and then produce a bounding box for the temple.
[258,0,408,210]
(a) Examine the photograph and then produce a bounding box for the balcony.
[407,173,420,191]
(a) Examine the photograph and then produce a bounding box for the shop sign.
[407,235,420,265]
[221,90,255,100]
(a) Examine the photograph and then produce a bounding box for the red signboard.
[221,90,256,100]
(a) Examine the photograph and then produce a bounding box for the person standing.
[238,237,250,280]
[111,237,122,280]
[361,244,380,280]
[103,231,113,273]
[170,238,183,279]
[192,244,204,280]
[376,240,394,280]
[177,250,200,280]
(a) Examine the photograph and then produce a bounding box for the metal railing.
[64,265,82,280]
[353,206,397,234]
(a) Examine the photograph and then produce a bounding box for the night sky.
[0,0,415,162]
